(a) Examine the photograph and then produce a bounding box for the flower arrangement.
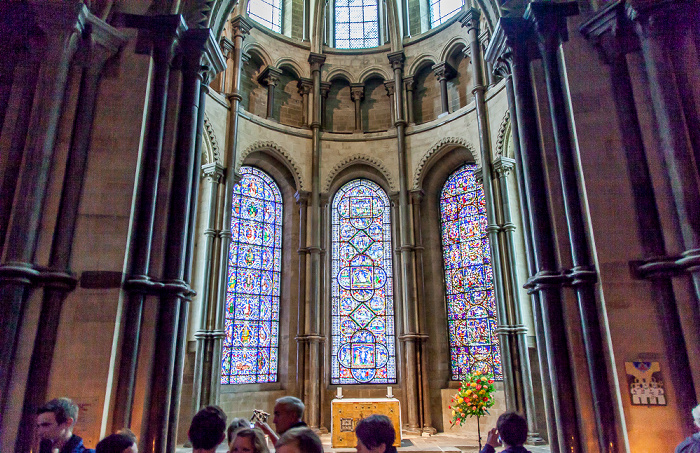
[448,370,496,426]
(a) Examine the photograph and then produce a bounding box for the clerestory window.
[334,0,379,49]
[248,0,282,33]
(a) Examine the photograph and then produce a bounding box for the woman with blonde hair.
[229,428,269,453]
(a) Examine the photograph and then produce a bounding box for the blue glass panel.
[331,179,396,384]
[440,164,503,381]
[221,167,283,384]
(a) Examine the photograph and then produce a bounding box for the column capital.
[387,51,405,70]
[626,0,696,42]
[579,1,639,65]
[258,65,282,86]
[308,52,327,71]
[431,61,455,81]
[459,7,481,34]
[219,36,234,56]
[479,28,491,49]
[485,17,534,76]
[202,162,225,182]
[409,189,424,204]
[524,1,579,46]
[493,156,516,177]
[320,81,331,98]
[181,28,227,81]
[230,16,252,38]
[295,190,311,204]
[383,80,395,96]
[403,76,415,90]
[298,77,313,95]
[350,83,365,101]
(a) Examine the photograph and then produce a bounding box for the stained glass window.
[430,0,463,28]
[334,0,379,49]
[248,0,282,33]
[221,167,282,384]
[440,164,502,380]
[331,179,396,384]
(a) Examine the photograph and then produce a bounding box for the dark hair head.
[189,405,227,450]
[37,398,79,425]
[227,418,253,444]
[496,412,528,447]
[275,427,323,453]
[229,428,269,453]
[96,434,135,453]
[116,428,137,444]
[355,415,396,452]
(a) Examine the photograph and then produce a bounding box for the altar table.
[330,398,401,448]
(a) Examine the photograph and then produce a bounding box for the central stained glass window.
[221,166,282,384]
[440,164,502,380]
[331,179,396,384]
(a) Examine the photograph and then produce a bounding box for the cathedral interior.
[1,0,699,452]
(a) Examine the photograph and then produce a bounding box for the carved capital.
[485,17,533,73]
[308,52,326,72]
[403,76,415,91]
[202,162,225,182]
[219,36,234,56]
[297,77,313,95]
[181,28,227,81]
[432,61,455,81]
[258,66,282,86]
[493,156,516,178]
[320,81,331,98]
[460,7,481,34]
[295,190,311,204]
[387,51,405,70]
[350,83,365,101]
[230,16,252,38]
[383,80,395,96]
[579,0,638,65]
[524,1,579,47]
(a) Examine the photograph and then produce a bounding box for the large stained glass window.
[430,0,463,28]
[440,164,502,380]
[334,0,379,49]
[248,0,282,33]
[331,179,396,384]
[221,167,282,384]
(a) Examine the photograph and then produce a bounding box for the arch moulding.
[495,111,511,158]
[237,140,305,191]
[203,115,222,165]
[413,137,479,190]
[324,154,397,193]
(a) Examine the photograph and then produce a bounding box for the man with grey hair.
[255,396,306,444]
[676,404,700,452]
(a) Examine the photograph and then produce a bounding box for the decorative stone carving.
[324,154,397,193]
[237,141,305,190]
[412,137,480,189]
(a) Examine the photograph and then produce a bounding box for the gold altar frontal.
[331,398,401,448]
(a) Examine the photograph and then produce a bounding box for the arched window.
[334,0,379,49]
[440,164,502,380]
[430,0,463,28]
[248,0,282,33]
[221,167,283,384]
[331,179,396,384]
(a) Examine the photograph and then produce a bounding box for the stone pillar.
[629,1,700,312]
[298,78,313,126]
[219,36,234,93]
[432,61,453,115]
[111,14,187,432]
[307,51,327,430]
[580,1,698,436]
[388,50,420,431]
[209,15,250,409]
[295,191,310,398]
[461,7,518,410]
[384,80,395,125]
[259,66,282,120]
[12,13,126,452]
[486,16,582,452]
[320,81,331,129]
[404,76,415,125]
[526,3,620,451]
[350,83,364,132]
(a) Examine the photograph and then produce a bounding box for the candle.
[387,386,393,398]
[336,387,343,398]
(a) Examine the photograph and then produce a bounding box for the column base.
[422,426,437,435]
[402,426,422,435]
[526,432,547,445]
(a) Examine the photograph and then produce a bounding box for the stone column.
[210,15,251,408]
[219,36,234,93]
[388,50,420,431]
[629,1,700,311]
[404,76,415,125]
[307,52,326,430]
[111,14,187,432]
[298,78,313,126]
[461,7,517,410]
[581,1,698,436]
[12,14,126,452]
[350,83,364,132]
[320,81,331,129]
[487,17,581,452]
[260,66,282,120]
[431,62,453,115]
[295,191,310,398]
[384,80,395,125]
[0,3,86,425]
[526,3,620,451]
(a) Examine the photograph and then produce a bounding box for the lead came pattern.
[334,0,379,49]
[221,167,283,384]
[440,165,503,381]
[331,179,396,384]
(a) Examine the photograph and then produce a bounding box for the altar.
[330,398,402,448]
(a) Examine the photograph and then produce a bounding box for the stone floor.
[177,432,551,453]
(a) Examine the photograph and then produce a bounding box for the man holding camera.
[255,396,307,444]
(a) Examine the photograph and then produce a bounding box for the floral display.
[448,370,496,426]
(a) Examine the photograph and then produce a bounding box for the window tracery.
[430,0,463,28]
[248,0,282,33]
[334,0,379,49]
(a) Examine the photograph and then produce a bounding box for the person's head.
[228,428,269,453]
[692,404,700,430]
[189,405,227,451]
[275,428,323,453]
[96,433,138,453]
[354,415,396,453]
[116,428,137,445]
[227,418,252,444]
[496,411,528,447]
[36,398,79,446]
[272,397,305,435]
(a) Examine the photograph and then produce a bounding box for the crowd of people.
[33,395,700,453]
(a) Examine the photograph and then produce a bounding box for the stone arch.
[358,66,391,84]
[439,36,469,64]
[407,53,438,78]
[413,137,479,190]
[495,111,512,158]
[325,67,354,84]
[202,115,221,165]
[243,42,273,67]
[275,57,307,79]
[237,141,305,191]
[324,154,397,193]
